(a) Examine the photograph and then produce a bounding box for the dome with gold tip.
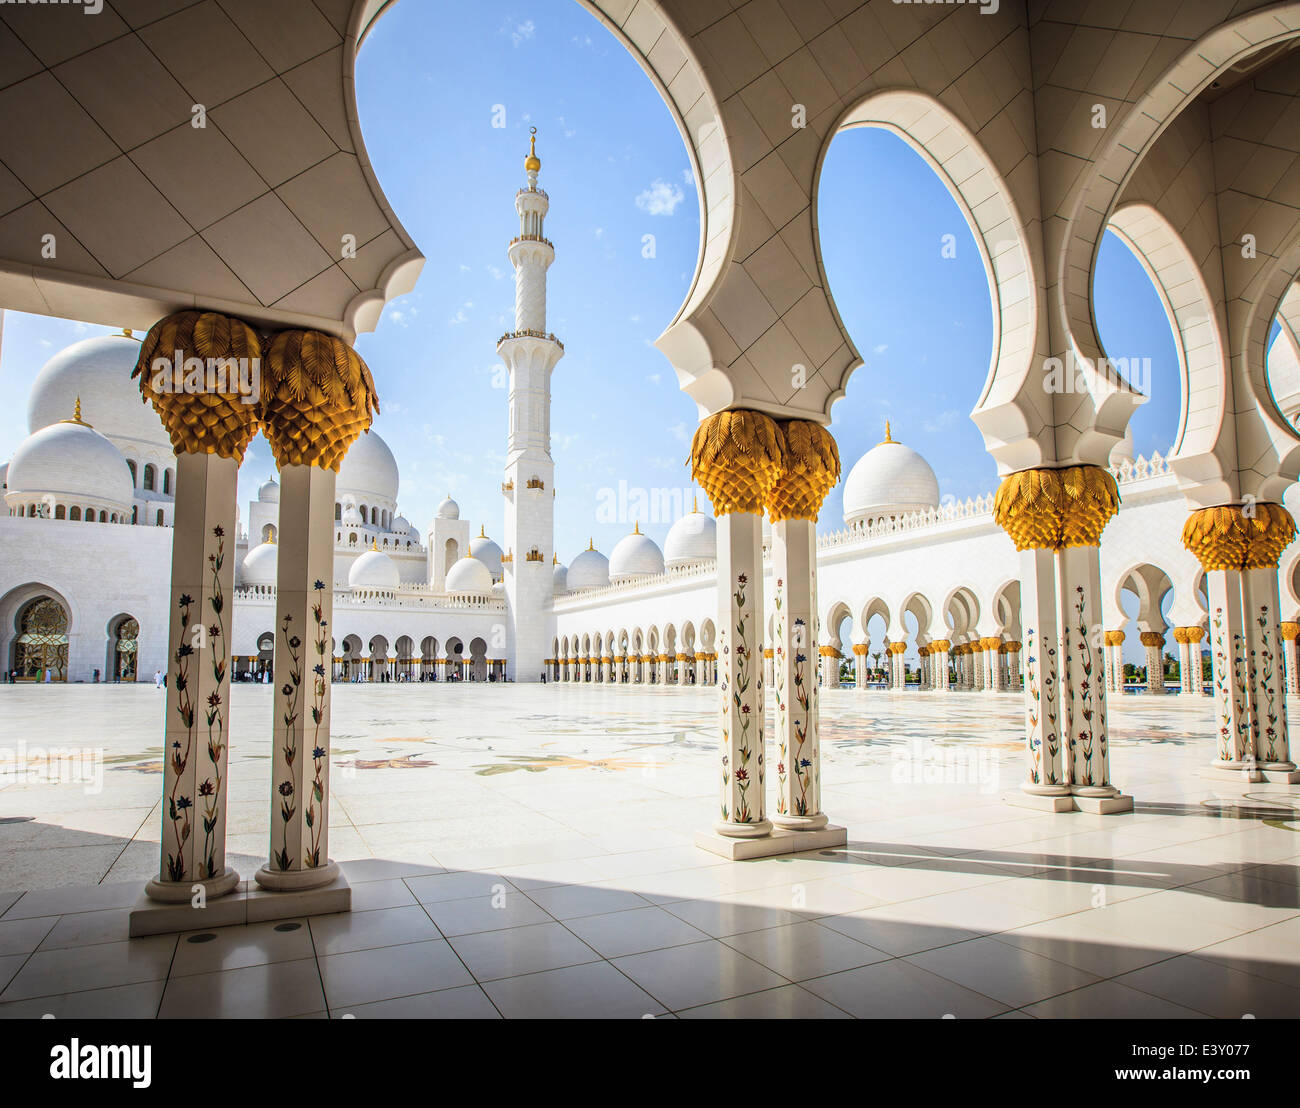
[842,422,939,527]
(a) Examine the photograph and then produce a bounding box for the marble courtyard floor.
[1,682,1299,1017]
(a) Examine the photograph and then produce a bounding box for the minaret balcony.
[497,329,563,351]
[509,234,552,249]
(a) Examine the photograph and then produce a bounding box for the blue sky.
[0,0,1192,572]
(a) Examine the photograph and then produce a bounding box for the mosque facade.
[5,150,1300,703]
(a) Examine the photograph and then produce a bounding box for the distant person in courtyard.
[154,669,163,688]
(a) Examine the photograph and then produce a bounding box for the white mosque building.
[6,148,1300,702]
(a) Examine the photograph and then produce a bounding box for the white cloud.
[449,301,473,325]
[645,372,660,384]
[507,19,535,46]
[873,343,888,355]
[486,265,505,280]
[635,178,685,216]
[669,421,691,443]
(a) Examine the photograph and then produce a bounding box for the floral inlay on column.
[690,409,782,839]
[136,310,260,904]
[256,329,378,890]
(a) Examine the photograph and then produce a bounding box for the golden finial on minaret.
[525,127,540,173]
[633,520,641,535]
[588,537,594,551]
[880,420,895,445]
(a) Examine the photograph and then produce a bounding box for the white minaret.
[498,128,562,681]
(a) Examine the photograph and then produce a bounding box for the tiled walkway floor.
[1,685,1299,1017]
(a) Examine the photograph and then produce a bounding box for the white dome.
[391,514,410,534]
[28,332,170,453]
[567,543,609,591]
[436,495,460,520]
[348,547,400,590]
[842,425,940,526]
[341,499,363,525]
[469,530,503,579]
[665,508,716,567]
[553,561,568,593]
[241,541,278,586]
[258,477,280,503]
[445,554,493,593]
[609,526,665,581]
[337,429,398,505]
[6,417,133,510]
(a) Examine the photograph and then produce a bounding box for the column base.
[1008,791,1074,813]
[1201,761,1264,783]
[143,866,240,904]
[1006,786,1133,815]
[255,858,341,891]
[712,819,773,839]
[1073,792,1134,814]
[771,812,830,831]
[1260,762,1300,784]
[129,871,350,936]
[695,824,847,860]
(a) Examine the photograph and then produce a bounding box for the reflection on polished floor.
[1,684,1299,1018]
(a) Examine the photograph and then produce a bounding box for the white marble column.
[1242,567,1293,772]
[1058,545,1125,808]
[258,464,340,891]
[1281,625,1300,694]
[932,641,951,692]
[1018,547,1067,802]
[1141,630,1165,693]
[715,511,768,836]
[853,643,869,688]
[771,517,828,830]
[1206,569,1252,767]
[147,451,241,903]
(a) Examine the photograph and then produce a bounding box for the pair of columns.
[690,412,845,856]
[138,312,376,920]
[994,465,1132,813]
[1183,504,1297,781]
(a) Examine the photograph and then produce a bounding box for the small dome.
[348,546,400,590]
[553,560,568,594]
[436,494,460,520]
[391,513,410,533]
[567,541,609,591]
[842,423,940,526]
[665,505,716,567]
[6,412,133,510]
[341,499,363,526]
[241,540,278,586]
[337,429,399,505]
[27,331,171,453]
[446,554,493,593]
[258,477,280,503]
[469,528,503,579]
[609,524,665,581]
